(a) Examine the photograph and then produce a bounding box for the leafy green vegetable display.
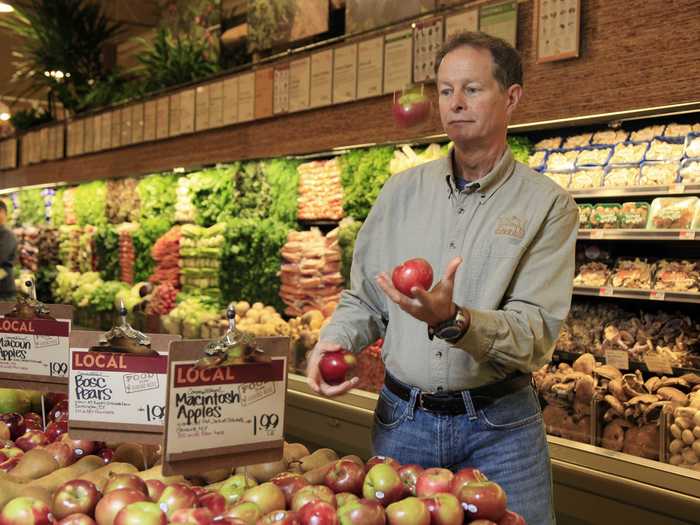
[189,166,237,227]
[136,173,177,223]
[132,217,172,283]
[235,162,272,220]
[220,218,289,311]
[94,225,120,281]
[337,218,363,287]
[18,188,46,226]
[507,135,532,164]
[339,146,394,220]
[73,180,107,227]
[262,158,300,226]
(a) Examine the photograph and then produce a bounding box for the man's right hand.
[306,341,359,397]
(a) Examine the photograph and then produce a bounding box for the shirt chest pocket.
[470,236,524,259]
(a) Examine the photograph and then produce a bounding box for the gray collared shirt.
[320,147,578,391]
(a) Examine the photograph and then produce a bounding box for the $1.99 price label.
[166,358,286,455]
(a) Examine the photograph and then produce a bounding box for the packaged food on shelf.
[603,166,640,188]
[573,261,611,287]
[590,203,621,229]
[543,171,571,188]
[653,259,700,292]
[648,197,698,229]
[609,142,648,165]
[667,394,700,471]
[610,258,654,289]
[576,147,613,167]
[578,204,593,229]
[528,150,547,170]
[534,137,562,150]
[664,123,693,138]
[679,159,700,183]
[646,137,685,161]
[546,150,578,171]
[639,161,679,186]
[591,129,629,145]
[297,158,344,221]
[563,133,592,149]
[630,124,665,142]
[570,167,604,190]
[619,202,650,229]
[684,133,700,158]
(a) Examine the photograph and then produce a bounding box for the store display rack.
[569,183,700,200]
[551,349,700,376]
[573,285,700,304]
[577,229,698,241]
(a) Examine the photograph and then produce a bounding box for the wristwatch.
[428,307,468,343]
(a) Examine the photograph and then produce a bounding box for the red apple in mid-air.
[391,258,434,297]
[449,467,488,496]
[240,482,286,515]
[298,501,338,525]
[362,464,404,506]
[45,419,68,442]
[156,483,197,519]
[45,441,75,468]
[397,465,424,496]
[198,490,226,515]
[57,514,97,525]
[415,468,454,498]
[53,479,102,520]
[114,501,167,525]
[364,456,401,473]
[334,493,359,508]
[220,501,263,523]
[169,507,213,524]
[103,474,147,496]
[94,489,147,525]
[257,510,301,524]
[291,485,336,512]
[319,351,357,386]
[0,497,53,525]
[14,430,48,452]
[386,497,430,525]
[337,499,386,525]
[498,510,526,525]
[457,481,507,522]
[421,493,464,525]
[270,473,310,507]
[391,90,432,128]
[324,460,365,496]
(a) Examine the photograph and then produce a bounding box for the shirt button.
[458,208,465,214]
[436,351,442,358]
[449,242,456,249]
[437,386,444,392]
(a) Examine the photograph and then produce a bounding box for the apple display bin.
[285,373,700,524]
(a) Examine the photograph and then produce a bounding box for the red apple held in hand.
[270,473,309,507]
[0,413,26,440]
[298,501,338,525]
[53,479,102,520]
[415,468,454,498]
[362,465,404,506]
[169,507,214,524]
[421,493,463,525]
[391,91,432,128]
[291,485,336,512]
[45,419,68,442]
[334,493,359,508]
[319,351,357,386]
[498,510,526,525]
[198,490,226,515]
[365,456,401,473]
[15,430,49,452]
[45,441,75,468]
[397,465,424,497]
[144,479,165,502]
[114,501,167,525]
[103,473,148,495]
[449,467,488,496]
[156,483,197,519]
[324,460,365,496]
[257,510,301,524]
[22,413,43,431]
[57,513,97,525]
[95,489,147,525]
[0,497,53,525]
[391,258,433,298]
[221,501,263,524]
[457,481,507,522]
[337,499,386,525]
[386,497,430,525]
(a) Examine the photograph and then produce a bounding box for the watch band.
[428,307,468,343]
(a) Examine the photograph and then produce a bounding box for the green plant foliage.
[235,162,272,220]
[132,217,172,283]
[247,0,297,52]
[73,181,106,227]
[508,135,532,164]
[51,188,66,227]
[18,188,46,225]
[94,225,119,281]
[339,146,394,220]
[9,108,53,132]
[189,166,237,227]
[262,158,300,226]
[136,173,177,223]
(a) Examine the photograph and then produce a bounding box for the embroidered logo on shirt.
[495,215,526,240]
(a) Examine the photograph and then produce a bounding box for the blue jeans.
[372,378,555,525]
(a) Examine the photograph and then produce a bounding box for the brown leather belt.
[384,372,533,415]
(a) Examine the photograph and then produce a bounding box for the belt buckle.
[417,392,431,412]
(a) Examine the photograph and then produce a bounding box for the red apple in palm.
[457,481,507,522]
[386,497,430,525]
[144,479,165,502]
[114,501,167,525]
[22,413,43,431]
[57,514,97,525]
[337,499,386,525]
[258,510,301,524]
[222,501,263,523]
[298,501,338,525]
[397,465,423,496]
[449,467,487,496]
[169,507,213,524]
[392,90,432,128]
[45,441,75,467]
[498,510,526,525]
[0,497,52,525]
[415,468,453,498]
[365,456,401,473]
[391,258,433,297]
[198,490,226,515]
[334,493,359,508]
[362,465,404,506]
[45,419,68,442]
[53,479,102,520]
[103,474,147,495]
[421,493,463,525]
[14,430,48,451]
[95,489,147,525]
[291,485,336,512]
[270,473,309,507]
[156,483,197,518]
[324,460,365,495]
[319,351,357,386]
[0,413,26,440]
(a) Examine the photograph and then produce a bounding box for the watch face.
[437,325,462,340]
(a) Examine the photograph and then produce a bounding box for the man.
[0,200,16,301]
[307,31,577,524]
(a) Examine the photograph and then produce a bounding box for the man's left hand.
[376,256,463,327]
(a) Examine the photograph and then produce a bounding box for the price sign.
[598,287,614,297]
[590,230,605,239]
[679,230,696,240]
[644,354,673,375]
[0,303,73,392]
[649,290,666,301]
[605,350,629,370]
[162,337,289,476]
[68,331,179,443]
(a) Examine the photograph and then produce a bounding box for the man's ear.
[505,84,523,117]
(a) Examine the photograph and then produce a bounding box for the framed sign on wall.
[535,0,581,63]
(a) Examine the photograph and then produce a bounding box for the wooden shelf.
[578,229,697,241]
[552,350,699,375]
[573,285,700,304]
[570,183,700,200]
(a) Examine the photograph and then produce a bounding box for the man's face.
[437,45,521,148]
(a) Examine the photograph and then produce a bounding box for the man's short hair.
[434,31,523,90]
[0,200,6,213]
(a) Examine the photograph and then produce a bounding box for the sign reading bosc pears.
[0,303,73,391]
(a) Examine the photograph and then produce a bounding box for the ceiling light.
[0,3,13,13]
[0,113,10,121]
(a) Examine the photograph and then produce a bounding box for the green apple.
[0,389,30,414]
[218,474,258,506]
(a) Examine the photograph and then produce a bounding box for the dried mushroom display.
[619,202,650,229]
[529,150,547,169]
[684,135,700,158]
[592,129,629,145]
[680,160,700,183]
[664,123,693,138]
[590,204,620,229]
[534,137,562,150]
[563,133,592,149]
[631,125,666,142]
[649,197,697,229]
[571,168,604,190]
[653,260,700,292]
[577,147,612,167]
[667,392,700,471]
[646,139,685,161]
[574,262,611,287]
[546,150,578,171]
[610,258,654,289]
[544,171,571,188]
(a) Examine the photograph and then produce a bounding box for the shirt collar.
[444,146,515,199]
